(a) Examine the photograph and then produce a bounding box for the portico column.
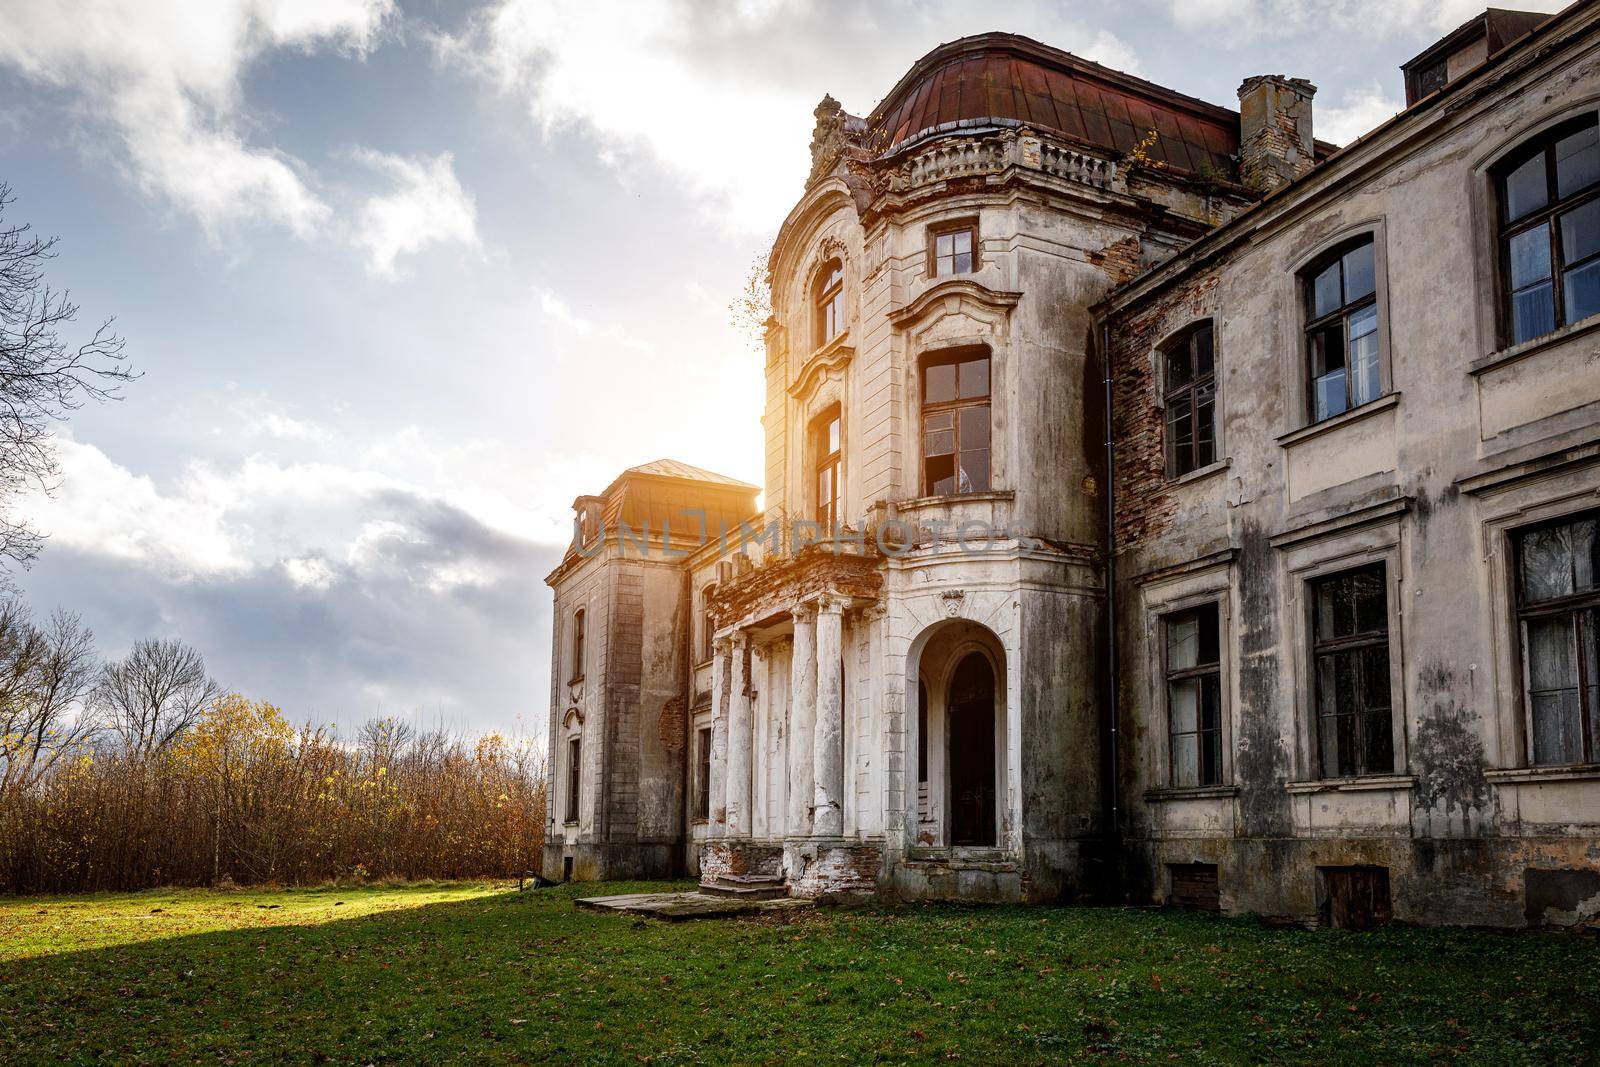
[709,636,730,837]
[787,603,817,837]
[812,594,845,837]
[725,631,753,839]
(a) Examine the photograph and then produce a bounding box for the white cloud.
[352,150,481,277]
[1166,0,1564,43]
[0,0,393,235]
[534,286,655,353]
[1318,84,1404,147]
[448,0,1142,232]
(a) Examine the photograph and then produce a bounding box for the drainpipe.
[1100,319,1122,890]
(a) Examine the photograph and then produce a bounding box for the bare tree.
[0,602,98,790]
[95,638,222,756]
[0,183,137,569]
[358,716,415,766]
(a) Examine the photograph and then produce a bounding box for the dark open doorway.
[948,652,996,846]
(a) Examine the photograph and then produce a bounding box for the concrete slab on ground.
[574,891,814,921]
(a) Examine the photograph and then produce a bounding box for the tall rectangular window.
[1165,603,1222,787]
[564,736,581,823]
[1516,513,1599,765]
[930,223,977,276]
[698,585,716,663]
[694,726,712,820]
[1304,237,1380,422]
[1163,322,1217,478]
[570,608,586,682]
[921,350,991,496]
[1311,564,1394,778]
[815,260,845,346]
[813,406,842,529]
[1497,115,1600,346]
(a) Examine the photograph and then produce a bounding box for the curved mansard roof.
[867,32,1242,179]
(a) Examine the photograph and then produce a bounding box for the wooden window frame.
[697,584,716,665]
[1495,114,1600,347]
[564,736,581,824]
[1302,236,1381,424]
[1513,510,1600,767]
[927,219,979,278]
[812,405,842,529]
[1162,321,1217,479]
[919,348,992,497]
[569,608,586,684]
[693,725,712,822]
[815,259,845,348]
[1310,563,1394,778]
[1163,602,1223,787]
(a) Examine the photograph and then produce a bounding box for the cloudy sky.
[0,0,1562,743]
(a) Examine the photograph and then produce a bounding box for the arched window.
[1162,321,1216,477]
[570,608,586,683]
[921,348,991,496]
[1496,114,1600,346]
[1302,236,1380,422]
[813,404,842,529]
[815,259,845,346]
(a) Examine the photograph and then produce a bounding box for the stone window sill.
[1167,458,1231,488]
[1143,784,1239,802]
[1285,774,1416,795]
[894,489,1015,514]
[1276,391,1400,449]
[1485,765,1600,785]
[1469,313,1600,376]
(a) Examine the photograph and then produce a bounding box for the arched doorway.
[947,652,996,846]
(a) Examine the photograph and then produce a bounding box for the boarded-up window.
[1320,866,1392,929]
[1168,863,1220,911]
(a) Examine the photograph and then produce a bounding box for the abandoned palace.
[544,3,1600,928]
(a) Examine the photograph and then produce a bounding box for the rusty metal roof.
[868,33,1241,180]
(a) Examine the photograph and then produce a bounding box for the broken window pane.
[1522,523,1574,603]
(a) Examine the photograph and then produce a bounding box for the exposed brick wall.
[1108,273,1221,548]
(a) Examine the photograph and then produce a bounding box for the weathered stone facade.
[547,9,1600,926]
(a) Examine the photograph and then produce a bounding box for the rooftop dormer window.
[815,259,844,347]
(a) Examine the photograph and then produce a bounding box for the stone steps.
[698,875,789,900]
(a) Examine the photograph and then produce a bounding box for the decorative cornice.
[888,278,1022,331]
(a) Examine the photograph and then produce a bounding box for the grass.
[1,881,1596,1065]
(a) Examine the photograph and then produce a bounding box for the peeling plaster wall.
[1107,12,1600,927]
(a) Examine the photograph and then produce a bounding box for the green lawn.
[1,881,1595,1064]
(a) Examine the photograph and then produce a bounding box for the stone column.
[812,595,845,837]
[709,636,730,837]
[725,632,753,839]
[787,603,817,837]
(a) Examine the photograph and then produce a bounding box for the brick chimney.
[1237,75,1317,195]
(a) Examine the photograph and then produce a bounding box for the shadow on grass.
[1,881,1596,1065]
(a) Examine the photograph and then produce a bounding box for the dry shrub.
[0,697,545,894]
